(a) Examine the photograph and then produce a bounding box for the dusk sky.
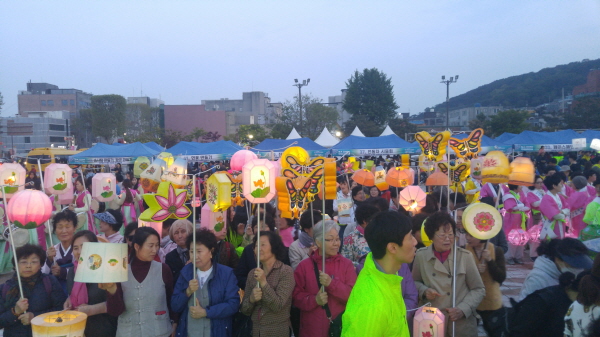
[1,1,599,116]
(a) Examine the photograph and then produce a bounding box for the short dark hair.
[365,211,412,260]
[124,221,138,239]
[351,186,363,198]
[537,238,588,261]
[254,231,287,262]
[106,209,124,232]
[52,210,78,233]
[355,204,380,226]
[549,158,558,164]
[508,184,519,191]
[365,197,389,212]
[585,169,597,180]
[299,210,322,231]
[133,226,160,248]
[251,213,276,231]
[186,228,218,253]
[163,218,177,231]
[71,230,98,247]
[337,174,350,185]
[423,211,456,241]
[449,193,466,205]
[543,174,562,191]
[411,213,429,235]
[14,244,46,266]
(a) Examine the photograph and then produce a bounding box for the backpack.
[2,274,52,298]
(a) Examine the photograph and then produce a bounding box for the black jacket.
[165,248,186,283]
[509,285,572,337]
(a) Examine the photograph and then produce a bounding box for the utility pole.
[293,78,310,134]
[441,75,459,130]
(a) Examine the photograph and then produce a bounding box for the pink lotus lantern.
[0,163,26,198]
[44,164,73,195]
[507,228,530,246]
[92,173,117,202]
[138,219,163,236]
[7,190,53,229]
[242,159,277,204]
[413,306,445,337]
[200,203,227,236]
[527,224,542,243]
[58,188,74,205]
[230,150,258,172]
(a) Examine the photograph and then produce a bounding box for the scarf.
[70,260,88,308]
[298,231,315,248]
[3,271,42,310]
[176,246,189,264]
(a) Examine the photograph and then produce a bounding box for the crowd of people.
[2,150,600,336]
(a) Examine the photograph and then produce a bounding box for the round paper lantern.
[527,224,542,243]
[0,163,26,198]
[133,156,151,178]
[508,157,535,186]
[7,190,53,229]
[230,150,258,172]
[352,169,375,187]
[386,167,414,188]
[243,159,277,204]
[280,147,309,169]
[206,172,232,212]
[481,151,510,184]
[399,186,427,213]
[425,172,449,186]
[462,202,503,240]
[162,157,188,189]
[32,310,87,337]
[507,228,530,246]
[92,173,117,202]
[74,242,128,283]
[413,306,445,337]
[43,164,73,195]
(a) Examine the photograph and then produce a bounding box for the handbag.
[312,261,343,337]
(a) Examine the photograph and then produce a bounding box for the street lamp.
[335,131,341,137]
[293,78,310,134]
[441,75,459,130]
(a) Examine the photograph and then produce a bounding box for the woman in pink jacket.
[540,174,571,240]
[527,175,546,259]
[568,176,594,238]
[293,220,357,337]
[502,184,530,265]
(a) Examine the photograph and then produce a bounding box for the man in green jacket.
[342,211,417,336]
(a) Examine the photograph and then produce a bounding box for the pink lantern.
[0,163,26,198]
[242,159,277,204]
[230,150,258,172]
[44,164,73,195]
[413,306,445,337]
[7,190,53,229]
[138,219,163,236]
[398,186,426,213]
[200,203,227,236]
[58,188,74,205]
[527,224,542,243]
[507,228,530,246]
[92,173,117,202]
[191,197,202,208]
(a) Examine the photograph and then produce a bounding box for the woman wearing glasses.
[292,220,357,337]
[412,212,485,337]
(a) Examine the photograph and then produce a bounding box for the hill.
[433,58,600,111]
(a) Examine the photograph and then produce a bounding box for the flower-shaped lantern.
[462,202,502,240]
[92,173,117,202]
[7,190,53,229]
[140,182,191,221]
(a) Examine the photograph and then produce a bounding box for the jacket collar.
[422,245,454,275]
[363,252,404,286]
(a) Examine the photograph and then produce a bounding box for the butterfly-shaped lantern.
[437,162,470,191]
[448,128,484,159]
[414,131,451,162]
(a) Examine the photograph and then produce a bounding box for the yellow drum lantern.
[481,151,510,184]
[133,156,151,178]
[508,157,535,186]
[32,311,87,337]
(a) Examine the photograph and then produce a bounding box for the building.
[0,111,70,156]
[448,105,504,129]
[18,82,92,119]
[163,105,227,141]
[328,89,352,125]
[125,97,163,139]
[573,69,600,98]
[526,115,547,129]
[127,96,165,108]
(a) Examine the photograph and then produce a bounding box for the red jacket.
[293,251,357,337]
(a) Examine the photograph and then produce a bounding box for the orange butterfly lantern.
[448,128,484,159]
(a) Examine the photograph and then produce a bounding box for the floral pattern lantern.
[133,156,151,178]
[139,161,163,193]
[413,306,445,337]
[43,164,73,195]
[508,228,530,246]
[162,157,188,189]
[462,203,503,240]
[508,157,535,186]
[386,167,414,188]
[206,172,232,212]
[470,158,483,180]
[140,182,191,221]
[0,163,26,198]
[481,151,510,184]
[32,311,87,337]
[7,190,53,229]
[92,173,117,202]
[200,204,227,236]
[74,242,128,283]
[242,159,277,204]
[230,150,258,172]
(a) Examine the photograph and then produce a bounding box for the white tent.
[286,127,302,140]
[380,125,397,136]
[350,126,365,137]
[314,127,339,148]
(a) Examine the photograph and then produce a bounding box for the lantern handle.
[256,203,261,289]
[192,172,198,299]
[1,185,26,306]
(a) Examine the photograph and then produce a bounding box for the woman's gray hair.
[169,219,194,240]
[313,220,340,244]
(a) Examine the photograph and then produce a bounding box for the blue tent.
[451,133,511,152]
[69,142,159,164]
[144,142,164,152]
[505,129,582,152]
[494,133,517,144]
[330,134,419,157]
[168,140,243,161]
[253,138,329,158]
[579,130,600,150]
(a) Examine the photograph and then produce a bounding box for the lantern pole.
[37,159,53,248]
[452,234,457,337]
[321,169,326,277]
[192,173,197,284]
[256,203,261,288]
[2,186,25,301]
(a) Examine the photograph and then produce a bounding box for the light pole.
[441,75,459,130]
[293,78,310,134]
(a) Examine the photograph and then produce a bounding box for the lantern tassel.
[2,185,25,308]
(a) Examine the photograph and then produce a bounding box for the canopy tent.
[451,133,511,153]
[350,126,365,137]
[168,140,243,161]
[286,128,302,140]
[253,138,328,158]
[380,125,397,137]
[144,141,164,152]
[578,130,600,150]
[314,127,339,148]
[494,133,517,144]
[504,130,578,152]
[69,142,160,164]
[330,134,419,157]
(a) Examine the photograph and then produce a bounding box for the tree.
[187,127,207,142]
[237,124,269,143]
[272,94,338,139]
[342,115,382,137]
[124,103,161,144]
[567,96,600,129]
[486,109,530,137]
[387,117,417,140]
[71,108,93,148]
[0,91,4,115]
[162,129,186,148]
[90,95,127,143]
[468,113,491,134]
[343,68,399,127]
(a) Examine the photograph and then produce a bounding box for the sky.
[1,1,599,117]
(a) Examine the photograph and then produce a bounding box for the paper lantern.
[162,157,188,189]
[413,306,445,337]
[414,130,451,162]
[133,156,151,178]
[139,161,163,193]
[374,166,388,191]
[276,166,325,219]
[226,172,244,207]
[352,169,375,187]
[139,219,163,236]
[74,242,127,283]
[418,154,435,172]
[91,173,117,202]
[507,228,530,246]
[140,182,191,221]
[400,154,410,167]
[386,167,414,188]
[508,157,535,186]
[364,160,375,171]
[43,164,73,195]
[426,172,449,186]
[7,190,53,229]
[280,147,309,169]
[470,158,483,180]
[206,172,232,212]
[200,204,227,235]
[3,225,30,248]
[230,150,258,172]
[191,197,202,208]
[243,159,277,204]
[0,163,26,197]
[462,202,503,240]
[398,186,426,213]
[481,151,510,184]
[157,152,174,169]
[31,310,87,337]
[449,128,484,159]
[527,224,542,243]
[323,158,337,200]
[348,157,360,171]
[438,162,470,185]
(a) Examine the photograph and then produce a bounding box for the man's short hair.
[365,211,412,260]
[355,204,380,226]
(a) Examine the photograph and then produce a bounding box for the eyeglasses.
[435,233,455,240]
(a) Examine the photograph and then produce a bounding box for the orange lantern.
[323,158,337,200]
[43,164,73,195]
[448,128,484,159]
[481,151,510,184]
[508,157,535,186]
[0,163,26,198]
[386,167,414,188]
[226,173,244,207]
[374,166,388,191]
[352,169,375,187]
[426,172,449,186]
[140,161,163,193]
[91,173,117,202]
[206,172,232,212]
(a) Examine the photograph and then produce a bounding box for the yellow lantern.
[157,152,174,169]
[448,128,484,159]
[226,173,244,207]
[32,311,87,337]
[418,154,435,172]
[400,154,410,167]
[508,157,535,186]
[481,151,510,184]
[414,131,451,162]
[134,156,151,178]
[206,172,232,212]
[0,163,26,197]
[374,166,389,191]
[437,162,470,186]
[281,147,309,169]
[162,157,188,189]
[323,158,337,200]
[74,242,128,283]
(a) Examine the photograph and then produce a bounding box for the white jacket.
[518,255,561,300]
